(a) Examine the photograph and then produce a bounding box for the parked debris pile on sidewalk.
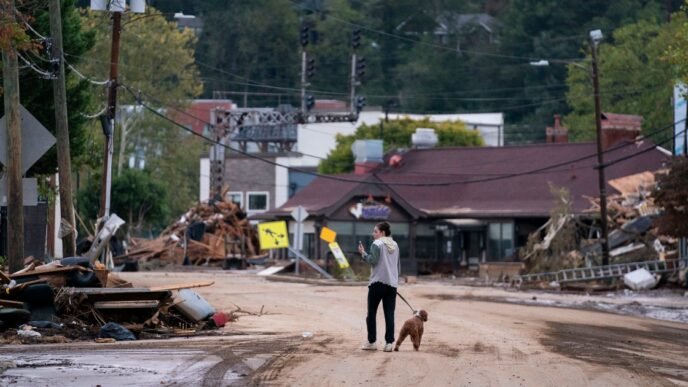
[520,172,686,288]
[120,194,264,267]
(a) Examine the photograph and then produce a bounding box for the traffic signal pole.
[350,52,356,114]
[301,50,307,113]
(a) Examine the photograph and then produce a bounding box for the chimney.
[546,115,568,144]
[351,139,383,175]
[600,113,642,150]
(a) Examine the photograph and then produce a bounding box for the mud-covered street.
[1,270,687,386]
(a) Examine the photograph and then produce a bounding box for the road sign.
[0,178,37,206]
[258,221,289,250]
[290,206,309,222]
[320,227,336,243]
[328,242,350,269]
[0,105,57,174]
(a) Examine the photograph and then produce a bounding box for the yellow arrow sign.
[258,221,289,250]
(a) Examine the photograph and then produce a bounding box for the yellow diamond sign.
[320,226,337,243]
[258,221,289,250]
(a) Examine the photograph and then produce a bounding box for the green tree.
[664,2,688,85]
[79,8,202,105]
[1,0,95,174]
[77,168,169,235]
[654,157,688,237]
[77,7,203,224]
[495,0,677,128]
[195,0,300,104]
[564,16,681,143]
[319,117,482,174]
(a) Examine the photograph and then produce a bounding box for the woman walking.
[358,221,400,352]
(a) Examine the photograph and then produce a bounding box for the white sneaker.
[383,343,393,352]
[361,342,377,351]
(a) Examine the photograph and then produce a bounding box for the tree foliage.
[76,7,203,224]
[653,157,688,237]
[195,0,299,103]
[319,117,483,174]
[564,17,680,143]
[79,8,202,105]
[77,168,169,234]
[1,0,95,174]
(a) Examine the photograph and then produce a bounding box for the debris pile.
[520,172,686,288]
[121,195,264,267]
[0,258,232,344]
[0,214,237,344]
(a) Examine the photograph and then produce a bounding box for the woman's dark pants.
[366,282,397,344]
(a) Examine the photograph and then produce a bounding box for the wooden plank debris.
[119,191,263,267]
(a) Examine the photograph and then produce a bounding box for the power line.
[123,84,680,189]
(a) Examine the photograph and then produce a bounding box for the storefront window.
[488,222,514,261]
[415,224,435,260]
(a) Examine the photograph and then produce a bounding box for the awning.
[440,218,487,228]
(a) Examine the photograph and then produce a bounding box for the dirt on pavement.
[1,270,687,386]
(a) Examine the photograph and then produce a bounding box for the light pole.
[529,29,610,265]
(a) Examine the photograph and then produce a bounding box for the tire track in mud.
[541,321,688,385]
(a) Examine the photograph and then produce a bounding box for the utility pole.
[99,11,121,221]
[49,0,76,256]
[2,0,24,273]
[590,29,610,266]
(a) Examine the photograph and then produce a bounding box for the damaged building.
[257,113,670,275]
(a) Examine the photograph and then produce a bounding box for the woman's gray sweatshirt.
[361,237,400,288]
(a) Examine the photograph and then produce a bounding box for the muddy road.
[1,271,687,386]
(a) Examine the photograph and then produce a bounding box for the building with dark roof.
[257,118,669,275]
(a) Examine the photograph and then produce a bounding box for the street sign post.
[290,206,309,274]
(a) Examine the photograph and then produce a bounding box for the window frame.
[246,191,270,212]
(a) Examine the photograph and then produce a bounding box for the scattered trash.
[302,331,313,338]
[17,329,41,338]
[624,268,659,291]
[98,322,136,341]
[173,289,216,322]
[23,321,63,330]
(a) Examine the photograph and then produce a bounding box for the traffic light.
[352,29,361,49]
[306,95,315,111]
[306,57,316,79]
[356,56,366,79]
[300,25,310,47]
[355,95,366,113]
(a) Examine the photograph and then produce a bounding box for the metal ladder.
[518,258,688,284]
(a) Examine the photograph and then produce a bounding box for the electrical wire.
[122,83,683,189]
[16,52,53,78]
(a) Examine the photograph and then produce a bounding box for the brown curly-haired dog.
[394,309,428,351]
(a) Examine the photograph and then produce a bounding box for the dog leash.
[396,291,416,313]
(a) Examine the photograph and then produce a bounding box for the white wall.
[296,111,504,156]
[274,156,320,208]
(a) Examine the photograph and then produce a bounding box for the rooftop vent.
[411,128,438,149]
